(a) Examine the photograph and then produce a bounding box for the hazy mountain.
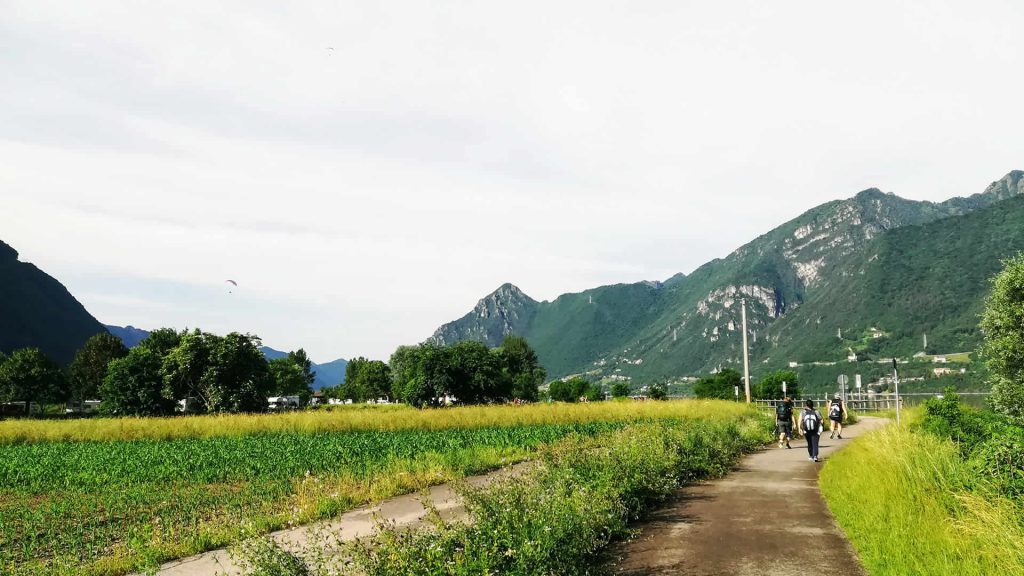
[106,326,346,389]
[104,325,151,349]
[430,171,1024,384]
[0,240,107,364]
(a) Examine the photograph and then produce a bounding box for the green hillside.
[430,171,1024,386]
[0,240,106,364]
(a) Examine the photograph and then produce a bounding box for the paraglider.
[225,279,237,294]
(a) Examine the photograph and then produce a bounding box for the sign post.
[893,358,901,426]
[837,374,849,403]
[782,380,787,398]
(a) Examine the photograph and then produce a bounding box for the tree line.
[0,329,315,416]
[324,336,548,407]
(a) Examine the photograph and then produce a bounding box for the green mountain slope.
[429,171,1023,384]
[0,240,107,364]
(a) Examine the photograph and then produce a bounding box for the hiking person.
[827,396,847,439]
[775,397,797,449]
[800,399,823,462]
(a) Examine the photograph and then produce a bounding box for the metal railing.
[754,397,903,412]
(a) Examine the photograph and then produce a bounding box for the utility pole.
[892,358,901,426]
[741,299,751,403]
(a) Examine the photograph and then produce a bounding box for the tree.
[138,327,183,357]
[648,382,667,400]
[496,336,546,401]
[268,357,313,405]
[693,369,742,400]
[447,341,503,404]
[200,333,272,413]
[755,370,799,400]
[611,381,631,398]
[341,357,392,402]
[980,254,1024,422]
[0,348,68,414]
[160,330,217,408]
[68,333,129,402]
[287,349,317,389]
[100,346,173,416]
[549,376,591,402]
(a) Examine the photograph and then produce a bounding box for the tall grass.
[232,413,773,575]
[0,400,755,444]
[820,421,1024,575]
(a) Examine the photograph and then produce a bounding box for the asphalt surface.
[607,416,886,576]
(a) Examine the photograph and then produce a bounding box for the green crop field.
[0,400,758,575]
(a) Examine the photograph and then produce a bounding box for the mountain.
[429,171,1024,384]
[104,325,150,348]
[106,326,347,389]
[0,240,107,364]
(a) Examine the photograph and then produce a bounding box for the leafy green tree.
[138,327,183,357]
[268,357,313,405]
[611,381,631,398]
[0,348,68,414]
[447,341,503,404]
[496,336,546,401]
[754,370,799,400]
[549,376,590,402]
[68,333,128,402]
[160,330,217,408]
[341,357,392,402]
[980,253,1024,422]
[100,347,173,416]
[200,333,272,413]
[287,349,316,389]
[693,368,742,400]
[648,382,668,400]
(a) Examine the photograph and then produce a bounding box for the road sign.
[855,374,862,389]
[837,374,849,387]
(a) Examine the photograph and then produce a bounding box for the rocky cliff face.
[429,283,540,347]
[0,239,107,364]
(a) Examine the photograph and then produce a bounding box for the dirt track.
[608,416,886,576]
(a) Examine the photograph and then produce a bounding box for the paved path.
[608,416,887,576]
[147,464,528,576]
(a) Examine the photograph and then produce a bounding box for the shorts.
[776,421,793,437]
[829,416,842,423]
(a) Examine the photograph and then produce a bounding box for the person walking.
[827,396,847,439]
[800,399,824,462]
[775,397,797,449]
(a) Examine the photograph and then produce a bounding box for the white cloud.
[2,0,1023,360]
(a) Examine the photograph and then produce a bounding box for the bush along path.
[609,416,886,576]
[228,412,773,575]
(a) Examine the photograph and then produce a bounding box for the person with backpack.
[827,396,847,439]
[775,397,797,449]
[800,399,824,462]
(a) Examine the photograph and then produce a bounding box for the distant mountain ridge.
[0,240,107,364]
[105,325,348,389]
[430,170,1024,384]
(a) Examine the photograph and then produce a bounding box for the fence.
[754,397,903,413]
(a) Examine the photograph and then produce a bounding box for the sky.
[2,1,1023,362]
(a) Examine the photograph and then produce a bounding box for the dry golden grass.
[0,399,757,444]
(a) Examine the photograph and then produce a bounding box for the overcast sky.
[3,1,1022,362]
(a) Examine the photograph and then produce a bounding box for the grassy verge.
[0,400,759,575]
[820,419,1024,575]
[232,410,773,575]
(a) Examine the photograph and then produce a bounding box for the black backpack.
[829,401,842,419]
[775,403,792,421]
